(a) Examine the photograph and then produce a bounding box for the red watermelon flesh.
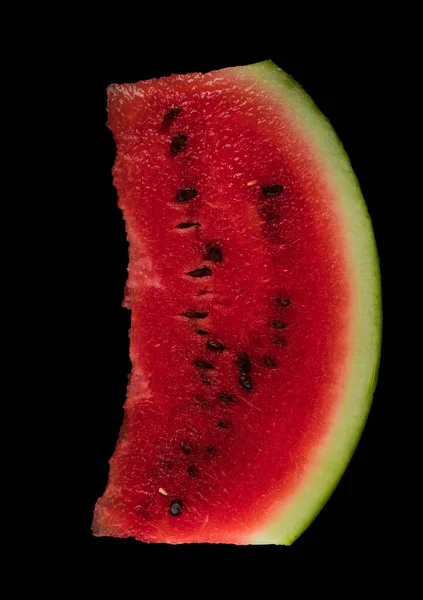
[92,61,381,544]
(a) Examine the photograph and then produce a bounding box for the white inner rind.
[237,61,382,545]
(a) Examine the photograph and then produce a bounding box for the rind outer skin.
[241,61,382,545]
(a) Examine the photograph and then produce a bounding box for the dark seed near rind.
[217,420,229,429]
[176,187,198,203]
[170,499,183,516]
[176,221,200,229]
[262,183,284,197]
[204,242,223,263]
[164,106,181,121]
[196,329,209,335]
[194,360,216,370]
[219,392,235,403]
[206,340,225,351]
[187,465,198,477]
[181,310,208,319]
[271,319,287,330]
[276,297,291,307]
[237,352,251,374]
[239,373,253,392]
[181,442,191,455]
[170,134,187,154]
[187,267,212,278]
[263,356,277,367]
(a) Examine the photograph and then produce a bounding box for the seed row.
[160,106,289,516]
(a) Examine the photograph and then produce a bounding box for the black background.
[58,30,392,568]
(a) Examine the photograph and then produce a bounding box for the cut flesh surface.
[92,61,381,545]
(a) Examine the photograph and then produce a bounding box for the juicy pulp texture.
[92,61,381,544]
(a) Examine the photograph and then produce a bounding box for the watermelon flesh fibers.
[92,61,381,544]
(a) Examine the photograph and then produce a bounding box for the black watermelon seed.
[204,242,223,263]
[176,221,200,229]
[164,106,181,121]
[217,420,229,429]
[263,356,277,367]
[236,352,251,374]
[276,297,291,307]
[196,329,209,335]
[271,320,287,330]
[170,499,183,516]
[181,310,208,319]
[219,392,235,403]
[262,183,284,197]
[239,373,253,392]
[176,187,198,203]
[205,445,217,455]
[181,442,191,455]
[170,134,187,154]
[194,360,215,370]
[187,267,212,278]
[207,340,225,351]
[187,465,198,477]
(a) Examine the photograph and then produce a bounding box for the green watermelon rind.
[241,61,382,545]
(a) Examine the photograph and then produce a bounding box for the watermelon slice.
[92,60,381,545]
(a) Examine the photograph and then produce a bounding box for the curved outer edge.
[237,61,382,545]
